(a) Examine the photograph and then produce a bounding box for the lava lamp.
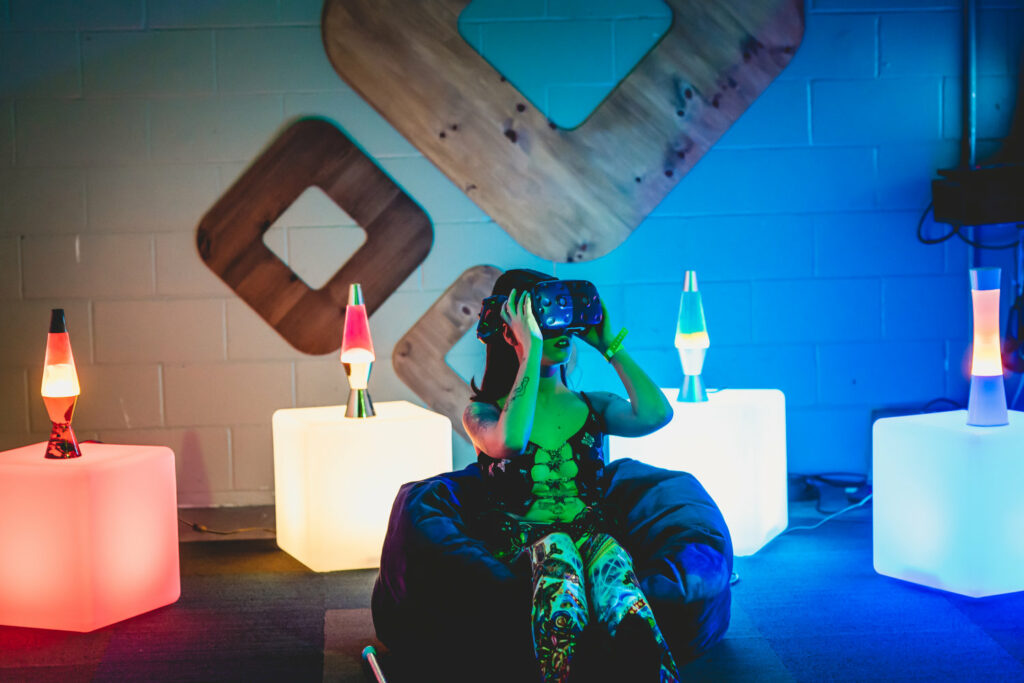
[42,309,82,459]
[341,283,376,418]
[967,267,1008,426]
[675,271,709,402]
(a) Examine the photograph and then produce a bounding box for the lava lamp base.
[45,421,81,459]
[967,374,1008,426]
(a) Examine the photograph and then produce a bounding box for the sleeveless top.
[474,391,607,518]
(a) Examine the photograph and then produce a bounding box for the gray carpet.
[704,503,1024,682]
[2,502,1024,682]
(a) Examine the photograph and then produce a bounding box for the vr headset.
[477,278,602,342]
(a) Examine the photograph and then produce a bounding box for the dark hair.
[470,269,566,403]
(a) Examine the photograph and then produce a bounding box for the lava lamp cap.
[683,270,699,292]
[969,267,1000,291]
[348,283,365,306]
[49,308,67,333]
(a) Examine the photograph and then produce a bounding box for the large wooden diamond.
[323,0,803,262]
[196,118,432,355]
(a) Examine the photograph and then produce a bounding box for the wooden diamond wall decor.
[196,118,433,355]
[392,265,502,441]
[322,0,803,262]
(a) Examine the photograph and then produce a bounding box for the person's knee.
[539,531,575,549]
[531,531,584,576]
[581,533,634,576]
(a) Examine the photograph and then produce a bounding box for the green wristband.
[603,327,628,362]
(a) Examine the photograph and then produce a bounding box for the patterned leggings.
[529,531,680,683]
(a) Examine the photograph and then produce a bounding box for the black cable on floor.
[178,517,275,535]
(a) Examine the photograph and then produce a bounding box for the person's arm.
[579,302,673,437]
[463,289,543,458]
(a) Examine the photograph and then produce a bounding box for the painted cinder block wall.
[0,0,1019,505]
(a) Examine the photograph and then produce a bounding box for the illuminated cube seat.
[873,409,1024,597]
[609,388,787,556]
[273,400,453,572]
[0,442,180,632]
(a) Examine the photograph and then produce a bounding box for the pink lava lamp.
[341,283,376,418]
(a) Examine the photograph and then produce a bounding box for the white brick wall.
[0,236,21,297]
[83,30,215,95]
[162,361,293,426]
[22,233,154,298]
[87,164,221,232]
[4,168,87,232]
[0,0,1019,503]
[17,99,149,165]
[94,299,225,363]
[149,94,285,163]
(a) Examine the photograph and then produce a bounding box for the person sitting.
[463,268,681,682]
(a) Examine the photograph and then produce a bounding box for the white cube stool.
[873,409,1024,597]
[609,389,787,556]
[273,400,453,572]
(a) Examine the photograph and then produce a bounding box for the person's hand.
[579,300,616,354]
[501,288,542,361]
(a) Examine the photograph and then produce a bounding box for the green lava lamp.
[675,270,709,402]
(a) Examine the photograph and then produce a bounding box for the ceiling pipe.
[961,0,978,170]
[962,0,978,266]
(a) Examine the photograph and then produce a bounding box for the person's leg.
[529,531,588,683]
[578,533,681,682]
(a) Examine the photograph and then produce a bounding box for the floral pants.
[529,531,680,683]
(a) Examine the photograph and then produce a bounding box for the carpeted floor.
[3,502,1024,682]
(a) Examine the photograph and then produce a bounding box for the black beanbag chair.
[371,458,733,682]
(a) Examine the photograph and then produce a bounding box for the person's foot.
[611,614,678,682]
[567,622,613,682]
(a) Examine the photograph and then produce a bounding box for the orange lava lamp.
[341,283,376,418]
[42,309,82,459]
[967,268,1008,426]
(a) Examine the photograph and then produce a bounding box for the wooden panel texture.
[196,118,433,355]
[392,265,502,441]
[322,0,803,262]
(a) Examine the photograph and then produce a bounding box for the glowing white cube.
[609,389,787,556]
[272,400,452,572]
[0,442,180,632]
[873,410,1024,597]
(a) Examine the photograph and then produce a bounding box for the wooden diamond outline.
[196,118,433,355]
[392,265,501,441]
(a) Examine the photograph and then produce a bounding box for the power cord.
[917,203,957,245]
[916,203,1022,250]
[799,472,869,514]
[178,517,275,536]
[922,397,964,412]
[782,494,873,534]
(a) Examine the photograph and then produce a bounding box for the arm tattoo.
[503,375,530,413]
[512,375,530,399]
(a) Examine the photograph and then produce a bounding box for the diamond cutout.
[263,187,367,291]
[444,323,486,389]
[458,0,672,129]
[197,118,433,355]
